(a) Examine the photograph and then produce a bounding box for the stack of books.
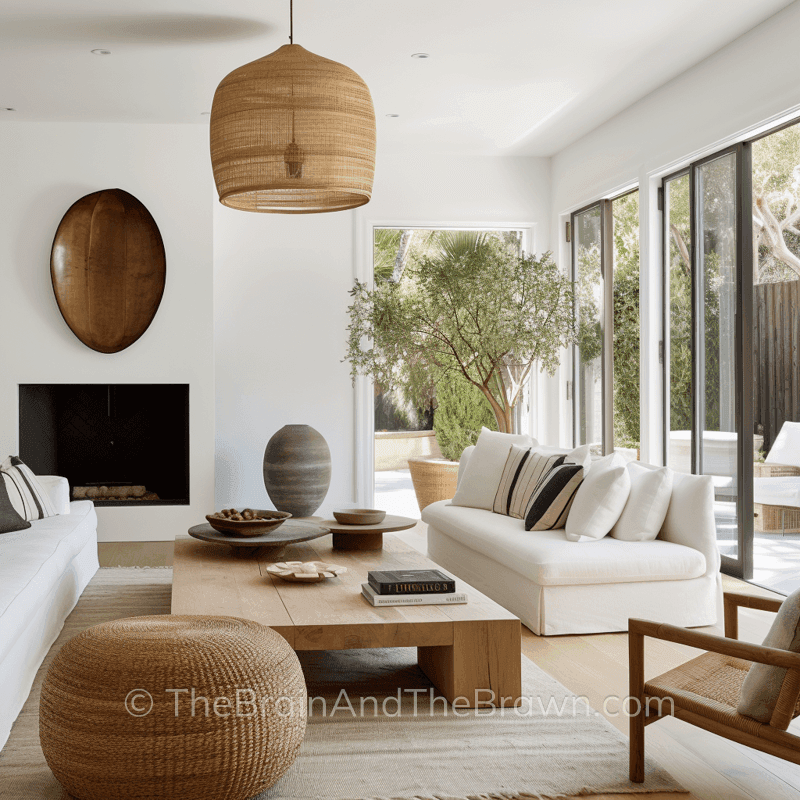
[361,569,468,606]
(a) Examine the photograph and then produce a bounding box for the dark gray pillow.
[738,588,800,727]
[0,475,31,534]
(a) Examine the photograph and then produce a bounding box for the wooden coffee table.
[171,534,521,708]
[320,513,417,551]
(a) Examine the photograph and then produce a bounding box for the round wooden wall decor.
[50,188,166,354]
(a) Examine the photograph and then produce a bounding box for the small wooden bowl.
[205,509,292,537]
[332,508,387,526]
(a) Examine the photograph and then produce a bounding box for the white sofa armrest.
[659,471,720,575]
[35,476,71,515]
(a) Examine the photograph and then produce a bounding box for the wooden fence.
[754,279,800,452]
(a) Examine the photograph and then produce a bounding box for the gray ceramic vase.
[263,424,332,517]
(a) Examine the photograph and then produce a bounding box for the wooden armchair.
[629,592,800,782]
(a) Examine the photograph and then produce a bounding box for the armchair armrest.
[723,591,783,639]
[629,618,800,672]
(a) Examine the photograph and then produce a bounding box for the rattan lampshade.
[210,43,376,214]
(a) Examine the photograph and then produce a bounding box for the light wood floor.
[395,522,800,800]
[107,525,799,800]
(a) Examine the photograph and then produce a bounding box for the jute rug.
[0,568,685,800]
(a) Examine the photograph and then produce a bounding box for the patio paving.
[374,468,421,520]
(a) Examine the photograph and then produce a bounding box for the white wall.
[214,152,550,511]
[549,0,800,464]
[0,122,215,542]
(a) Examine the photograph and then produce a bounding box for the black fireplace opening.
[19,384,189,506]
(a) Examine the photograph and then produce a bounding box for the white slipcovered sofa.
[0,477,98,750]
[422,447,722,636]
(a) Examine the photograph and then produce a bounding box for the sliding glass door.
[572,191,641,458]
[663,146,753,578]
[572,204,605,453]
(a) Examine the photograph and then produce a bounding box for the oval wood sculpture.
[51,189,166,353]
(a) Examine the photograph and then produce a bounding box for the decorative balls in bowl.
[206,508,292,537]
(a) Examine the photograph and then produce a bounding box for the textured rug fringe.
[353,789,685,800]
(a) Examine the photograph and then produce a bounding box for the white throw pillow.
[532,443,592,472]
[565,452,631,542]
[611,463,673,542]
[451,428,535,510]
[36,476,72,516]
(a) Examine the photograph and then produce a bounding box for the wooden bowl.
[332,508,386,526]
[205,509,292,537]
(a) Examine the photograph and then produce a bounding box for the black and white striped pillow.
[1,456,58,521]
[493,445,566,519]
[524,463,585,531]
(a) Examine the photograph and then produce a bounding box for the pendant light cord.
[290,0,293,44]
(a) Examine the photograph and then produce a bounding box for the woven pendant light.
[210,2,376,214]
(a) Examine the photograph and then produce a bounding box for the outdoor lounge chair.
[754,421,800,533]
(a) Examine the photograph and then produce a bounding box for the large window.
[571,191,640,456]
[371,227,526,519]
[662,145,752,578]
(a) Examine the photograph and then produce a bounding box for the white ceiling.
[0,0,795,156]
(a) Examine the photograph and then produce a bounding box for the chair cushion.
[738,588,800,727]
[611,463,673,542]
[566,452,631,542]
[421,501,706,586]
[754,477,800,509]
[766,422,800,469]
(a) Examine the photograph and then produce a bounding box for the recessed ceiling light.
[411,53,430,59]
[91,49,112,55]
[385,113,399,118]
[2,107,16,112]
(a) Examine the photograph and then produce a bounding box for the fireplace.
[19,384,189,507]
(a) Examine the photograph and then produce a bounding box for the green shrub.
[433,371,497,461]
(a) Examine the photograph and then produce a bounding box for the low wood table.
[171,534,521,708]
[320,514,417,551]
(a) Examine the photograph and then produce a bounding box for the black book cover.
[367,569,455,595]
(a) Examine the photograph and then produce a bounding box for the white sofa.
[422,448,722,636]
[0,477,98,750]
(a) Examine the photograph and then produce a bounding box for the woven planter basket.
[210,43,376,214]
[408,457,460,512]
[39,615,307,800]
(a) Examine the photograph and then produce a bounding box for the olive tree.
[345,237,575,434]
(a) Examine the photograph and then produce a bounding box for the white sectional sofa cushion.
[0,499,97,664]
[0,487,98,750]
[423,502,706,586]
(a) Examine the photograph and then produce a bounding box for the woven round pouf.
[39,616,307,800]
